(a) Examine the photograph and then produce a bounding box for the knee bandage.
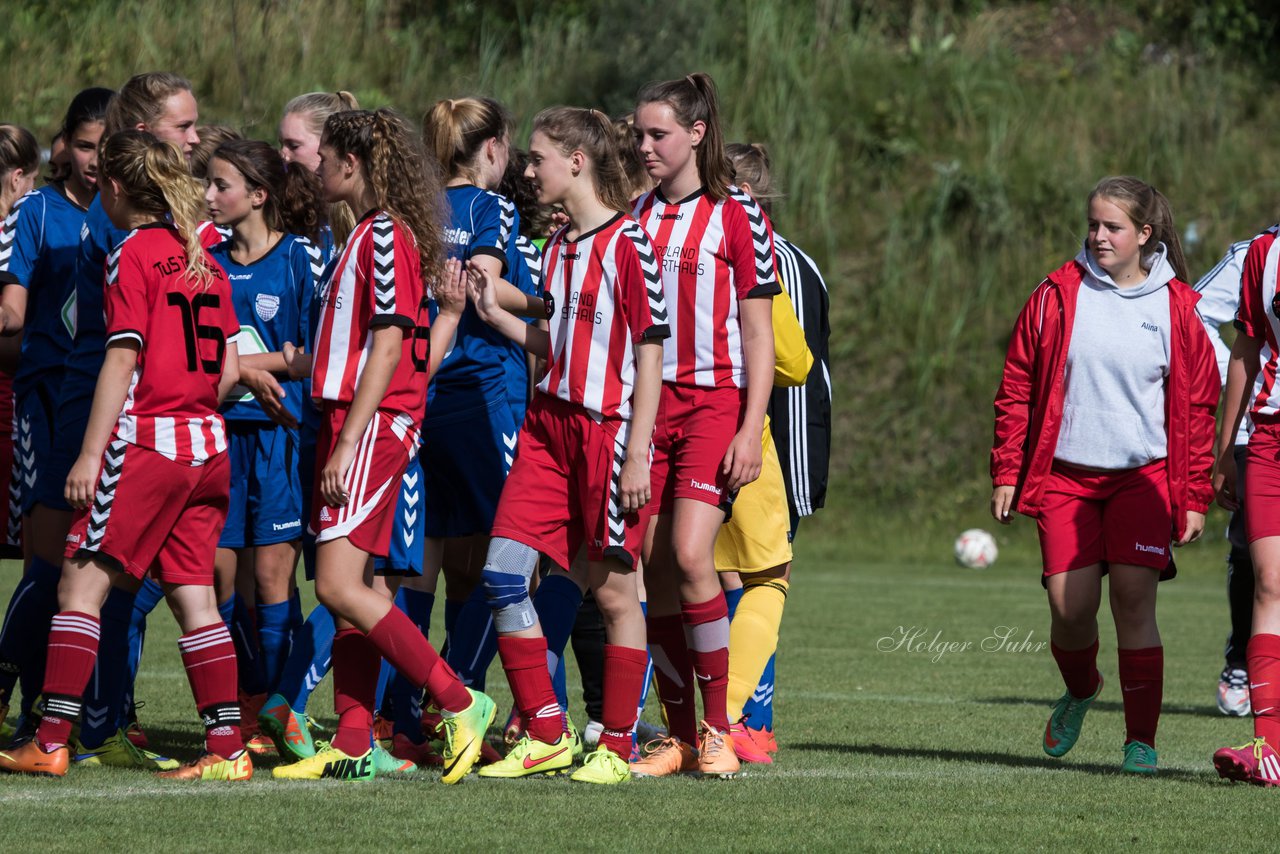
[481,538,539,633]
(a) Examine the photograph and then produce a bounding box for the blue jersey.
[0,186,89,395]
[429,185,520,414]
[211,234,318,423]
[64,196,129,387]
[502,233,543,412]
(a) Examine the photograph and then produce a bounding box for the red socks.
[178,623,243,758]
[1249,634,1280,743]
[498,635,564,744]
[331,628,380,756]
[647,613,697,744]
[38,611,101,749]
[681,594,731,733]
[1117,646,1163,747]
[599,645,647,758]
[367,606,470,713]
[1050,638,1101,699]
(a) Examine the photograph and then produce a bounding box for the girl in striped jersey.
[0,131,247,780]
[467,106,668,784]
[203,139,325,747]
[272,108,494,784]
[629,72,779,779]
[992,177,1218,776]
[719,143,834,759]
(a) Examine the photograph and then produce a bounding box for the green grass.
[0,514,1268,852]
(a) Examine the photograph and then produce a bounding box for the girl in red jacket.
[990,176,1219,776]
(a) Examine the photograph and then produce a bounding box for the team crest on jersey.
[255,293,281,322]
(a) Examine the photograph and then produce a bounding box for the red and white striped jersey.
[311,211,429,418]
[538,214,669,419]
[1234,225,1280,422]
[631,186,781,388]
[105,223,240,465]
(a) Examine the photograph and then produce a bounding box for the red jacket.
[991,260,1220,541]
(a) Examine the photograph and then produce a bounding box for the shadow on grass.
[975,696,1222,719]
[788,741,1220,784]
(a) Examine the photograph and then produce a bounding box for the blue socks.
[277,604,335,712]
[444,585,496,690]
[257,600,292,693]
[122,575,164,727]
[80,585,135,749]
[0,555,61,717]
[225,593,267,697]
[534,574,584,710]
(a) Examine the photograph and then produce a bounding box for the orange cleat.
[697,721,740,778]
[0,740,70,777]
[729,721,772,764]
[748,726,778,755]
[156,750,252,781]
[373,713,394,745]
[629,735,698,778]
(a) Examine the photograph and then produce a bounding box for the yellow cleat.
[478,733,573,778]
[272,742,375,781]
[74,729,179,770]
[440,688,496,785]
[155,750,252,781]
[571,746,631,785]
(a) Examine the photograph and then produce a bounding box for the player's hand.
[619,455,651,514]
[320,438,355,507]
[1213,448,1239,511]
[990,485,1016,524]
[547,210,569,237]
[64,453,100,510]
[282,342,312,381]
[1177,510,1206,546]
[722,428,762,493]
[243,367,297,429]
[434,258,466,318]
[465,262,500,321]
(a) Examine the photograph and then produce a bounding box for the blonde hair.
[104,72,192,136]
[725,143,780,216]
[532,107,632,213]
[636,72,734,201]
[99,130,215,287]
[282,91,360,245]
[422,97,511,183]
[0,124,40,179]
[323,109,447,286]
[1088,176,1190,283]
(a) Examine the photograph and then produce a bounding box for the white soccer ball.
[954,528,998,569]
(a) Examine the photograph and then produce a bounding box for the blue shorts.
[217,421,303,549]
[374,453,424,576]
[13,379,58,516]
[421,396,522,538]
[35,374,94,512]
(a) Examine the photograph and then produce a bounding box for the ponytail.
[0,124,40,179]
[612,113,651,200]
[422,97,511,183]
[100,130,214,287]
[1088,176,1190,283]
[531,106,632,212]
[726,142,780,217]
[636,72,734,201]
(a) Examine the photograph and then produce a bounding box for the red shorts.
[649,383,745,514]
[310,404,417,558]
[1035,460,1174,583]
[65,439,229,585]
[1246,423,1280,542]
[491,394,650,570]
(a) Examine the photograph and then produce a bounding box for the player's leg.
[1220,443,1253,716]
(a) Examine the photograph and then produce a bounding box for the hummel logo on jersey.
[1134,542,1166,556]
[690,479,721,496]
[320,754,374,779]
[319,507,333,522]
[65,533,81,546]
[658,212,683,221]
[1140,322,1160,333]
[561,251,580,261]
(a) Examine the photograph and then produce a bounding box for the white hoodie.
[1053,242,1175,470]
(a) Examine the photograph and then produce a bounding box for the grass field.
[0,511,1269,852]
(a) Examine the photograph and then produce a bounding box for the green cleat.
[1121,740,1157,775]
[258,693,316,761]
[565,715,584,759]
[272,742,376,781]
[571,747,631,785]
[440,688,496,785]
[74,729,180,771]
[1043,674,1103,758]
[373,744,417,776]
[477,734,573,779]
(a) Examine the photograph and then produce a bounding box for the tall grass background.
[3,0,1280,548]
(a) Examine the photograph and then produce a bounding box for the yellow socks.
[726,578,789,722]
